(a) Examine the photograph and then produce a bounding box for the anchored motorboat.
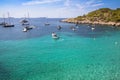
[52,32,59,39]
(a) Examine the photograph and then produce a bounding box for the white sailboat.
[20,18,29,25]
[21,13,35,32]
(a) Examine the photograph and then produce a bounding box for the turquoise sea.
[0,18,120,80]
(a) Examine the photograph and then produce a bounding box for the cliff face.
[62,8,120,26]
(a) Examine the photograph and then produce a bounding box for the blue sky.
[0,0,120,18]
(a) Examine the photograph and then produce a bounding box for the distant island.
[62,8,120,26]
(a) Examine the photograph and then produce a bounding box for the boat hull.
[52,36,59,40]
[4,25,14,27]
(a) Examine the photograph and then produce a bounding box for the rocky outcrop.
[61,18,120,26]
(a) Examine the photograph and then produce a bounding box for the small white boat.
[30,25,36,28]
[70,26,76,31]
[91,27,95,30]
[45,23,50,26]
[52,32,59,39]
[22,27,27,32]
[72,28,76,31]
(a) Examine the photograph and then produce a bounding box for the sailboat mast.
[3,14,5,24]
[27,12,29,19]
[8,12,11,25]
[27,12,30,25]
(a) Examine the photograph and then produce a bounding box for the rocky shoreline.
[61,18,120,26]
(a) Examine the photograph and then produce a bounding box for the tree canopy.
[75,8,120,22]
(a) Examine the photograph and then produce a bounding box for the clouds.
[21,0,105,17]
[22,0,104,10]
[0,0,105,18]
[92,3,104,7]
[64,0,71,7]
[62,0,104,10]
[22,0,62,6]
[67,0,104,14]
[85,0,104,7]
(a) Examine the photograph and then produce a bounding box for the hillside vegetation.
[75,8,120,22]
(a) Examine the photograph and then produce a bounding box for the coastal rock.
[61,8,120,27]
[61,18,120,27]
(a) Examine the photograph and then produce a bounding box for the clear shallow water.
[0,18,120,80]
